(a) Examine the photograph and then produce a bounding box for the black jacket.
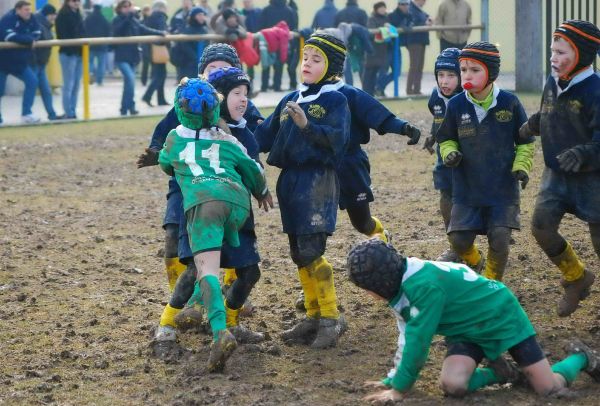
[365,12,389,68]
[259,0,297,30]
[334,1,368,27]
[84,5,111,51]
[112,12,163,65]
[388,8,413,46]
[33,12,52,65]
[55,6,85,56]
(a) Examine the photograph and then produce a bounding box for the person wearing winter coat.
[0,1,41,124]
[362,2,389,96]
[55,0,86,119]
[405,0,433,95]
[334,0,368,27]
[173,7,210,80]
[312,0,338,29]
[142,1,170,107]
[84,4,111,86]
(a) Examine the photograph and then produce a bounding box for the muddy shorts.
[185,201,249,255]
[534,167,600,224]
[448,204,520,234]
[446,335,544,367]
[163,178,184,227]
[288,233,328,267]
[337,149,374,210]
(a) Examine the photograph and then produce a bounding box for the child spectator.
[347,238,600,403]
[436,42,535,281]
[254,32,350,348]
[423,48,464,262]
[522,20,600,317]
[155,78,271,372]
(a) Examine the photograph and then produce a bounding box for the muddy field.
[1,98,599,405]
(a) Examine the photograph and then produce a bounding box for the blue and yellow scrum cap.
[174,77,221,130]
[304,31,347,83]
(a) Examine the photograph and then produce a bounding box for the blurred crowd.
[0,0,472,124]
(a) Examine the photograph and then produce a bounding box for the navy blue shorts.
[448,204,520,234]
[446,335,545,367]
[163,178,183,227]
[178,214,260,268]
[535,167,600,224]
[337,149,374,210]
[433,147,453,191]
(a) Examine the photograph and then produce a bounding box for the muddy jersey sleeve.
[158,132,176,176]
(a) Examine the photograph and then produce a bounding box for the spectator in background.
[142,0,170,107]
[258,0,296,92]
[172,7,210,80]
[312,0,337,29]
[170,0,193,34]
[32,4,63,121]
[199,0,215,18]
[210,6,247,42]
[241,0,261,33]
[334,0,367,27]
[112,0,165,116]
[405,0,432,95]
[388,0,413,92]
[0,0,41,125]
[435,0,471,50]
[363,2,389,96]
[56,0,85,119]
[286,0,299,90]
[140,5,152,86]
[84,3,111,86]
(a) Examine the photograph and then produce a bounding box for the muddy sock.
[460,244,482,268]
[200,275,226,341]
[310,257,339,319]
[223,268,237,287]
[551,353,588,385]
[186,280,204,307]
[225,300,240,328]
[550,242,585,282]
[165,257,187,292]
[467,368,499,392]
[298,265,320,318]
[482,227,510,281]
[159,303,182,328]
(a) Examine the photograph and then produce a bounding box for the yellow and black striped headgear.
[304,31,347,83]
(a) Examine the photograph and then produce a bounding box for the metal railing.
[0,24,484,120]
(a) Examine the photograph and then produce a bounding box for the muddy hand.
[556,148,583,172]
[443,150,462,167]
[137,147,159,168]
[512,170,529,189]
[423,135,436,154]
[258,191,274,212]
[285,102,308,129]
[363,388,405,404]
[363,380,389,390]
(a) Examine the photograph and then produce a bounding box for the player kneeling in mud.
[347,238,600,403]
[155,78,272,372]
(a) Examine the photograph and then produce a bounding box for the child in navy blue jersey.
[521,20,600,317]
[423,47,466,262]
[436,42,535,281]
[255,32,350,349]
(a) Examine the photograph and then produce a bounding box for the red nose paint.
[463,82,474,90]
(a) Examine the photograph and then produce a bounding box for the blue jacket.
[0,10,40,74]
[334,1,368,27]
[436,89,531,206]
[388,7,413,47]
[112,13,163,65]
[312,0,338,29]
[259,0,297,30]
[537,72,600,172]
[428,87,453,190]
[242,7,262,33]
[406,2,429,46]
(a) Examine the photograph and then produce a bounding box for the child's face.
[226,84,248,121]
[301,46,327,84]
[436,70,459,97]
[194,13,206,24]
[225,16,238,27]
[203,61,233,76]
[550,37,577,78]
[460,59,488,93]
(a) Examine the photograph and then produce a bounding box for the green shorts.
[185,201,249,255]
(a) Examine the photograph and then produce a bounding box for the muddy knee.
[487,227,511,254]
[448,231,475,254]
[227,265,261,309]
[440,379,468,398]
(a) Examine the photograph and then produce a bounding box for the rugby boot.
[485,356,524,385]
[229,325,265,344]
[436,248,462,263]
[174,305,204,331]
[154,325,177,342]
[310,315,347,349]
[281,317,320,345]
[557,270,595,317]
[151,325,178,359]
[207,329,238,373]
[295,292,306,311]
[564,338,600,382]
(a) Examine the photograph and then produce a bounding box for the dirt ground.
[1,97,599,405]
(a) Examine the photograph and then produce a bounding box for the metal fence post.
[481,0,489,41]
[82,44,90,120]
[393,36,400,97]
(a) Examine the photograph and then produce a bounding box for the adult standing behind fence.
[84,4,111,86]
[112,0,165,116]
[363,2,389,96]
[32,4,63,121]
[170,0,193,34]
[388,0,413,90]
[56,0,85,119]
[312,0,338,29]
[0,0,41,125]
[258,0,296,92]
[405,0,432,95]
[334,0,368,27]
[435,0,471,51]
[170,7,210,81]
[142,1,169,107]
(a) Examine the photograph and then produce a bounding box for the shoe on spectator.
[49,114,68,121]
[142,97,154,107]
[130,109,140,116]
[21,114,40,124]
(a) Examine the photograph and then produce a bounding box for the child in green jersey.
[156,77,272,372]
[347,238,600,403]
